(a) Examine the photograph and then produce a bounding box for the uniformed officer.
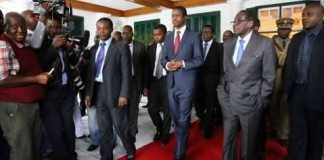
[270,17,294,146]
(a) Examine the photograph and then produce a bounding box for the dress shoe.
[175,155,185,160]
[127,154,135,160]
[160,134,171,145]
[279,139,288,147]
[153,132,161,141]
[203,129,213,139]
[87,144,99,151]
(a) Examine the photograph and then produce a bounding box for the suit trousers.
[87,107,100,145]
[222,105,263,160]
[148,77,171,137]
[168,87,194,159]
[288,85,324,160]
[94,82,135,160]
[40,85,77,160]
[195,77,222,135]
[128,78,141,142]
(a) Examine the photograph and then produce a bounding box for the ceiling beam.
[67,0,125,16]
[124,7,161,17]
[126,0,159,8]
[174,0,225,8]
[141,0,175,8]
[65,0,226,17]
[126,0,174,8]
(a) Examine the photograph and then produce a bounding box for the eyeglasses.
[230,19,248,25]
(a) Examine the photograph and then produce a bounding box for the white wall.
[73,9,126,46]
[0,0,304,45]
[122,0,303,41]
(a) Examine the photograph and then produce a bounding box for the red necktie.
[174,31,181,54]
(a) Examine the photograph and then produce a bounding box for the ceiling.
[79,0,143,10]
[68,0,226,17]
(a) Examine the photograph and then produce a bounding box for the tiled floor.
[75,97,197,160]
[75,97,160,160]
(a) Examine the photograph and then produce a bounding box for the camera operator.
[38,15,77,160]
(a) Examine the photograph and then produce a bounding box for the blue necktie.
[235,39,245,66]
[95,43,106,78]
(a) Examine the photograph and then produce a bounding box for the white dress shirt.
[232,31,253,64]
[202,39,213,60]
[153,43,167,77]
[166,25,187,70]
[129,42,135,76]
[26,21,45,49]
[95,37,112,82]
[174,25,186,43]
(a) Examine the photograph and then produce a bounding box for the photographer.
[38,15,77,160]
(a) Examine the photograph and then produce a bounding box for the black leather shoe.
[127,154,135,160]
[87,144,99,151]
[153,132,161,141]
[175,156,185,160]
[160,134,171,145]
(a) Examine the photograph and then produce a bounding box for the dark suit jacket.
[37,35,72,87]
[284,25,324,110]
[198,39,223,88]
[161,29,204,90]
[222,32,276,114]
[86,39,131,106]
[131,41,146,93]
[144,43,161,89]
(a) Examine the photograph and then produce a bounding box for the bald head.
[122,25,133,44]
[223,30,234,42]
[5,12,27,43]
[22,10,39,30]
[302,3,324,30]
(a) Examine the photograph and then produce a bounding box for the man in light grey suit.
[85,17,135,160]
[220,10,276,160]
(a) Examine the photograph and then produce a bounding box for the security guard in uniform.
[270,18,294,145]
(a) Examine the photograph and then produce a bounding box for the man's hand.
[85,96,91,108]
[118,97,128,108]
[34,73,50,85]
[174,60,184,69]
[52,35,66,48]
[166,60,182,71]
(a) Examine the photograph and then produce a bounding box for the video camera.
[33,0,90,91]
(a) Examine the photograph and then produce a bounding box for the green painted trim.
[134,19,160,45]
[186,11,221,41]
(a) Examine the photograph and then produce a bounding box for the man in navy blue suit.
[161,6,203,160]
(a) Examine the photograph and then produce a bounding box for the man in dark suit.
[85,17,135,160]
[195,25,223,138]
[144,24,171,144]
[161,6,204,160]
[220,10,276,160]
[122,25,146,143]
[284,3,324,160]
[38,16,77,160]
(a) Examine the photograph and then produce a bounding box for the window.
[256,2,305,38]
[134,19,160,45]
[186,11,221,41]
